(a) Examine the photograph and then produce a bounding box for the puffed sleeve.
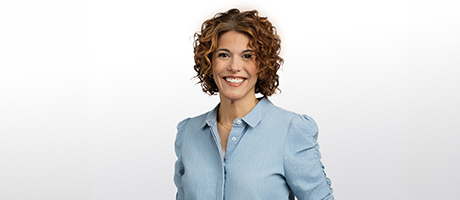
[173,118,189,200]
[284,115,334,200]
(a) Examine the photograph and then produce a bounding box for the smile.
[224,77,245,84]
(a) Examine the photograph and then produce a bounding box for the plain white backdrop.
[1,0,459,199]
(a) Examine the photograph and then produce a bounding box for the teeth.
[225,77,244,84]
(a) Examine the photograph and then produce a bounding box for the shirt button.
[231,137,236,141]
[236,120,241,125]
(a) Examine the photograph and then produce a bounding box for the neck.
[218,95,259,125]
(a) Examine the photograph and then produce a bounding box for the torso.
[176,99,298,199]
[217,123,231,158]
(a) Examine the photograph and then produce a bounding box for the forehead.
[216,31,251,50]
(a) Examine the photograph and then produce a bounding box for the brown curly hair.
[193,8,283,96]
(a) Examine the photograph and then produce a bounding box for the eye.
[218,53,229,58]
[242,54,253,59]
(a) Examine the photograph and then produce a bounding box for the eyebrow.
[216,49,254,54]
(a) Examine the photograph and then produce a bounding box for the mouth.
[224,77,246,84]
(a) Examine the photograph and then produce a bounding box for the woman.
[174,8,334,200]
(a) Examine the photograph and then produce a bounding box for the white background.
[1,0,459,199]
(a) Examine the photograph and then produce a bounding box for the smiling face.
[212,31,258,103]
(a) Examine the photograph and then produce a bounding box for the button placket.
[231,119,241,143]
[224,119,244,159]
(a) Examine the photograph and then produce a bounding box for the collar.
[200,97,274,129]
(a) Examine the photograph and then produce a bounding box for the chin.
[221,89,257,101]
[220,92,246,101]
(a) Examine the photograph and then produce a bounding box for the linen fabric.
[174,97,334,200]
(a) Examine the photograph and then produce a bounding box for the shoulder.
[175,110,212,144]
[267,103,318,136]
[262,102,297,120]
[176,108,215,131]
[259,101,318,137]
[270,104,317,127]
[288,114,319,140]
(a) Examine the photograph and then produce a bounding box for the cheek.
[211,66,218,77]
[212,60,225,73]
[250,64,259,76]
[211,60,218,73]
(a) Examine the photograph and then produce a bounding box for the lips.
[224,77,245,84]
[223,76,246,86]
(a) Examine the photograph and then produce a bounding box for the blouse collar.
[201,97,274,129]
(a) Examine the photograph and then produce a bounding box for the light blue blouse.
[174,97,334,200]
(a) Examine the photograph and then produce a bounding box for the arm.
[284,115,334,200]
[173,118,189,200]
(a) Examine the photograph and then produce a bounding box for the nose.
[228,57,242,72]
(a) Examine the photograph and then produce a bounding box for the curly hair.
[193,8,283,96]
